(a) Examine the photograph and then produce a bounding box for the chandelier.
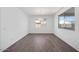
[35,18,46,24]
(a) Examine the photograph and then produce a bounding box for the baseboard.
[1,33,29,52]
[29,33,54,35]
[53,33,78,52]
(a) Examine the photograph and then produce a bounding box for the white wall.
[0,8,1,51]
[0,7,29,51]
[54,7,79,51]
[28,15,54,33]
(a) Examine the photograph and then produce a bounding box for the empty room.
[0,7,79,52]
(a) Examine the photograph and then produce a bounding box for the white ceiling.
[19,7,62,16]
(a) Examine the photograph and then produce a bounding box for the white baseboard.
[54,33,79,51]
[1,32,29,52]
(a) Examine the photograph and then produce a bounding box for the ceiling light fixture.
[35,18,46,25]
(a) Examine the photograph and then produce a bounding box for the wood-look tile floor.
[4,33,77,52]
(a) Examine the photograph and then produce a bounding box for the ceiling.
[65,7,74,14]
[19,7,62,16]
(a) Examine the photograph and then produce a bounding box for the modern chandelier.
[35,17,46,25]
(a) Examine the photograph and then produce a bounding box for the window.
[58,7,75,30]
